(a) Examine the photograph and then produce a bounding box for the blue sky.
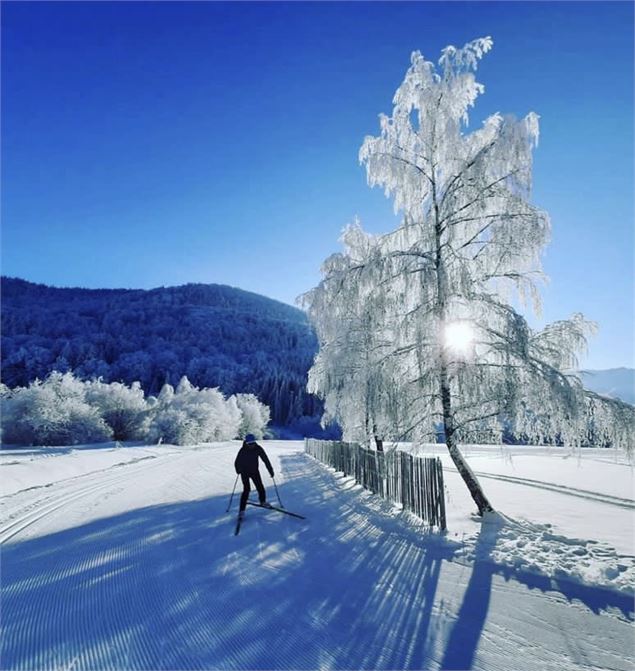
[2,1,633,369]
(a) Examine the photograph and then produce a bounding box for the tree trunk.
[432,169,493,516]
[440,365,493,515]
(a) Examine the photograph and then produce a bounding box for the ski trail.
[0,452,191,544]
[2,445,633,670]
[466,469,635,509]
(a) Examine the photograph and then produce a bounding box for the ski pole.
[272,476,284,508]
[226,474,239,512]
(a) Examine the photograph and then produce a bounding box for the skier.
[234,434,274,519]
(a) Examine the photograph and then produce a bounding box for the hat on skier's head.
[244,434,256,444]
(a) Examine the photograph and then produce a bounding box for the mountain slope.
[0,277,320,425]
[578,368,635,406]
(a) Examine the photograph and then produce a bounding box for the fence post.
[413,455,419,517]
[436,458,446,531]
[408,453,413,513]
[417,457,424,520]
[307,439,446,530]
[424,458,430,523]
[404,453,410,512]
[430,458,438,527]
[428,458,435,526]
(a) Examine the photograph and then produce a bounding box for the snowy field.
[1,440,633,670]
[406,442,635,593]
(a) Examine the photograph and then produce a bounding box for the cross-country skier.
[234,434,274,519]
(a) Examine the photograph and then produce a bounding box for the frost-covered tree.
[305,37,635,515]
[85,379,150,440]
[303,223,397,449]
[0,372,112,446]
[234,393,271,439]
[149,379,204,445]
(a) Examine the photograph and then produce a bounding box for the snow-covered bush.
[1,371,272,447]
[234,393,270,439]
[147,383,191,445]
[200,388,242,441]
[0,372,112,446]
[147,377,252,445]
[84,379,150,440]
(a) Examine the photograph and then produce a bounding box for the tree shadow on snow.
[440,516,501,670]
[1,453,454,670]
[2,451,631,671]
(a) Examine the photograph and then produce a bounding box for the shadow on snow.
[1,453,632,670]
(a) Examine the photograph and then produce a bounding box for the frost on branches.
[0,372,271,447]
[235,393,272,441]
[304,37,634,515]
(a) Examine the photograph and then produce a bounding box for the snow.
[1,440,633,670]
[0,442,183,497]
[403,443,635,596]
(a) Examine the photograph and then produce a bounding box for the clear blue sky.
[2,1,633,369]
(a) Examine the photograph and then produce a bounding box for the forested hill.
[1,277,321,426]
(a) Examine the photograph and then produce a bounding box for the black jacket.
[234,442,274,477]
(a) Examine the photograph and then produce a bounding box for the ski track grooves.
[2,447,633,671]
[2,450,202,671]
[0,454,181,545]
[455,469,635,509]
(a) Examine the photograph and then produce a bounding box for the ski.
[234,512,244,535]
[246,501,306,519]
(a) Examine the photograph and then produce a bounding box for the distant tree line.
[0,371,270,446]
[1,278,324,430]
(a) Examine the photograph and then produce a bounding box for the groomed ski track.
[2,442,633,671]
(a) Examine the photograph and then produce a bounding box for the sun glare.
[444,321,475,355]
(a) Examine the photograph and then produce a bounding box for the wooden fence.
[305,439,446,530]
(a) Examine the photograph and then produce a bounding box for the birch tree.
[305,37,634,515]
[304,222,398,448]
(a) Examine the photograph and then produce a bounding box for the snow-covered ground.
[406,443,635,595]
[1,440,633,670]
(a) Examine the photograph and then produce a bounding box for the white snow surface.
[406,443,635,595]
[1,440,633,670]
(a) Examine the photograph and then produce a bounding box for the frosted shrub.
[0,372,112,446]
[148,377,261,445]
[85,379,150,440]
[201,389,242,441]
[234,393,271,439]
[148,383,192,445]
[149,405,198,446]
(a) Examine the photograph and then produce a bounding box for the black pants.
[239,471,266,511]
